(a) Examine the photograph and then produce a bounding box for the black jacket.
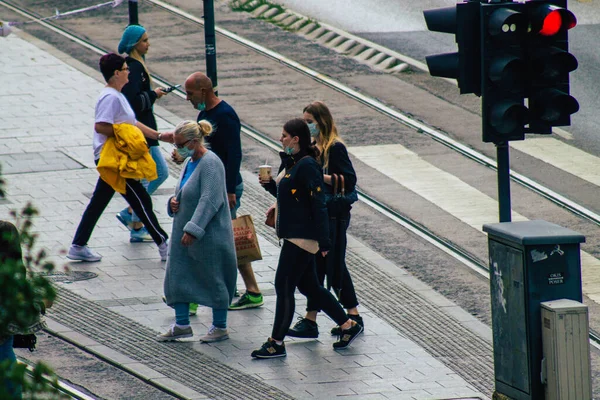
[197,101,243,194]
[322,142,356,194]
[121,57,158,146]
[264,152,330,251]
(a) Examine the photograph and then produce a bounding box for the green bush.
[0,163,64,399]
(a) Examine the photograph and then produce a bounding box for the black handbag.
[326,174,358,217]
[12,334,37,352]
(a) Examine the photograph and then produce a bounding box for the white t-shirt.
[93,87,137,160]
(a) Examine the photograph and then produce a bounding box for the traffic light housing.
[480,3,529,143]
[423,2,481,95]
[524,0,579,134]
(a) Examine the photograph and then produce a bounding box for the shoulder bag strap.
[332,173,338,195]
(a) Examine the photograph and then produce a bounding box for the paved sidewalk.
[0,30,489,399]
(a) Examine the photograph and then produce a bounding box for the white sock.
[175,323,190,329]
[274,339,283,345]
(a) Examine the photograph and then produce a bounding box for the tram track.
[3,0,600,374]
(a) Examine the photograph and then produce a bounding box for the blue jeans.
[230,182,243,220]
[1,336,21,399]
[174,303,227,328]
[131,146,169,223]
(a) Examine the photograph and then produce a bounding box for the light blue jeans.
[174,303,227,328]
[130,146,169,223]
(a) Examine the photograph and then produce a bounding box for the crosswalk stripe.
[348,143,600,301]
[512,138,600,187]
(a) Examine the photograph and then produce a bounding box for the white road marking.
[348,143,600,301]
[512,138,600,187]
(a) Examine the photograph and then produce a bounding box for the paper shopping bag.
[232,215,263,264]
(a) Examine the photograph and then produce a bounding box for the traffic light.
[423,2,481,95]
[480,2,529,143]
[524,0,579,134]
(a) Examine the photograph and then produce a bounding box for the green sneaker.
[229,292,264,310]
[189,303,198,316]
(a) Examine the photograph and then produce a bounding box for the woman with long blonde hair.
[287,101,363,339]
[116,25,170,243]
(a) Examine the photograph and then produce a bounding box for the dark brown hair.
[283,118,320,159]
[99,53,126,83]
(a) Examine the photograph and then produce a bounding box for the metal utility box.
[482,220,585,400]
[541,299,591,400]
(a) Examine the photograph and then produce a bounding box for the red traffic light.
[530,5,577,36]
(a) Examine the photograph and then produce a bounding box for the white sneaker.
[158,240,168,261]
[199,325,229,343]
[67,245,102,262]
[156,324,193,342]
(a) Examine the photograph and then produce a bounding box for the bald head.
[185,72,213,91]
[184,72,218,111]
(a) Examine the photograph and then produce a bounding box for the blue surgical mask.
[196,102,206,112]
[307,122,319,138]
[177,146,194,159]
[284,146,294,155]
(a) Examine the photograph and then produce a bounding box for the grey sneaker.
[159,240,168,261]
[67,245,102,262]
[156,324,193,342]
[199,325,229,343]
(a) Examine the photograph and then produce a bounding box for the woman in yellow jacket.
[67,53,172,262]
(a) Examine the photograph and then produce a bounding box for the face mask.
[284,146,294,155]
[307,123,319,138]
[177,146,194,159]
[196,102,206,112]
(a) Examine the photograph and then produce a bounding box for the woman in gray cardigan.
[157,120,237,343]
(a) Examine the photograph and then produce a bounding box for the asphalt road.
[274,0,600,154]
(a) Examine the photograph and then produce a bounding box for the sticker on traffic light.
[423,2,481,95]
[480,3,529,143]
[525,1,579,134]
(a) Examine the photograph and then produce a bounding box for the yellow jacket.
[97,123,157,194]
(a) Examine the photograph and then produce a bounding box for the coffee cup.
[259,165,272,181]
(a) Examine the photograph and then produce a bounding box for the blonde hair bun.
[198,119,213,137]
[174,119,213,143]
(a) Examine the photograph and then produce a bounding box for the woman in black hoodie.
[251,118,363,359]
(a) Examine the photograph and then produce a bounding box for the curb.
[230,0,426,74]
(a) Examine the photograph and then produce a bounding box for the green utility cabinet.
[482,220,585,400]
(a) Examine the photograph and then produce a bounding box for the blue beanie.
[118,25,146,54]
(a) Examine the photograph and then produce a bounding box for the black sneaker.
[333,322,364,349]
[251,338,286,359]
[331,314,363,336]
[287,317,319,338]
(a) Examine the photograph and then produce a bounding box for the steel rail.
[2,0,599,352]
[18,360,97,400]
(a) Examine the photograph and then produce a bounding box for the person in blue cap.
[116,24,171,243]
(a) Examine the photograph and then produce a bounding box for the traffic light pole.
[203,0,218,95]
[128,0,138,25]
[496,143,511,222]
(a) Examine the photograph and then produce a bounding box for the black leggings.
[307,214,358,311]
[72,175,168,246]
[271,240,348,341]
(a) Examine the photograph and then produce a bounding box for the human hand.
[155,88,166,98]
[228,193,237,209]
[171,149,185,164]
[321,250,329,257]
[181,232,196,246]
[258,174,272,186]
[170,197,179,213]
